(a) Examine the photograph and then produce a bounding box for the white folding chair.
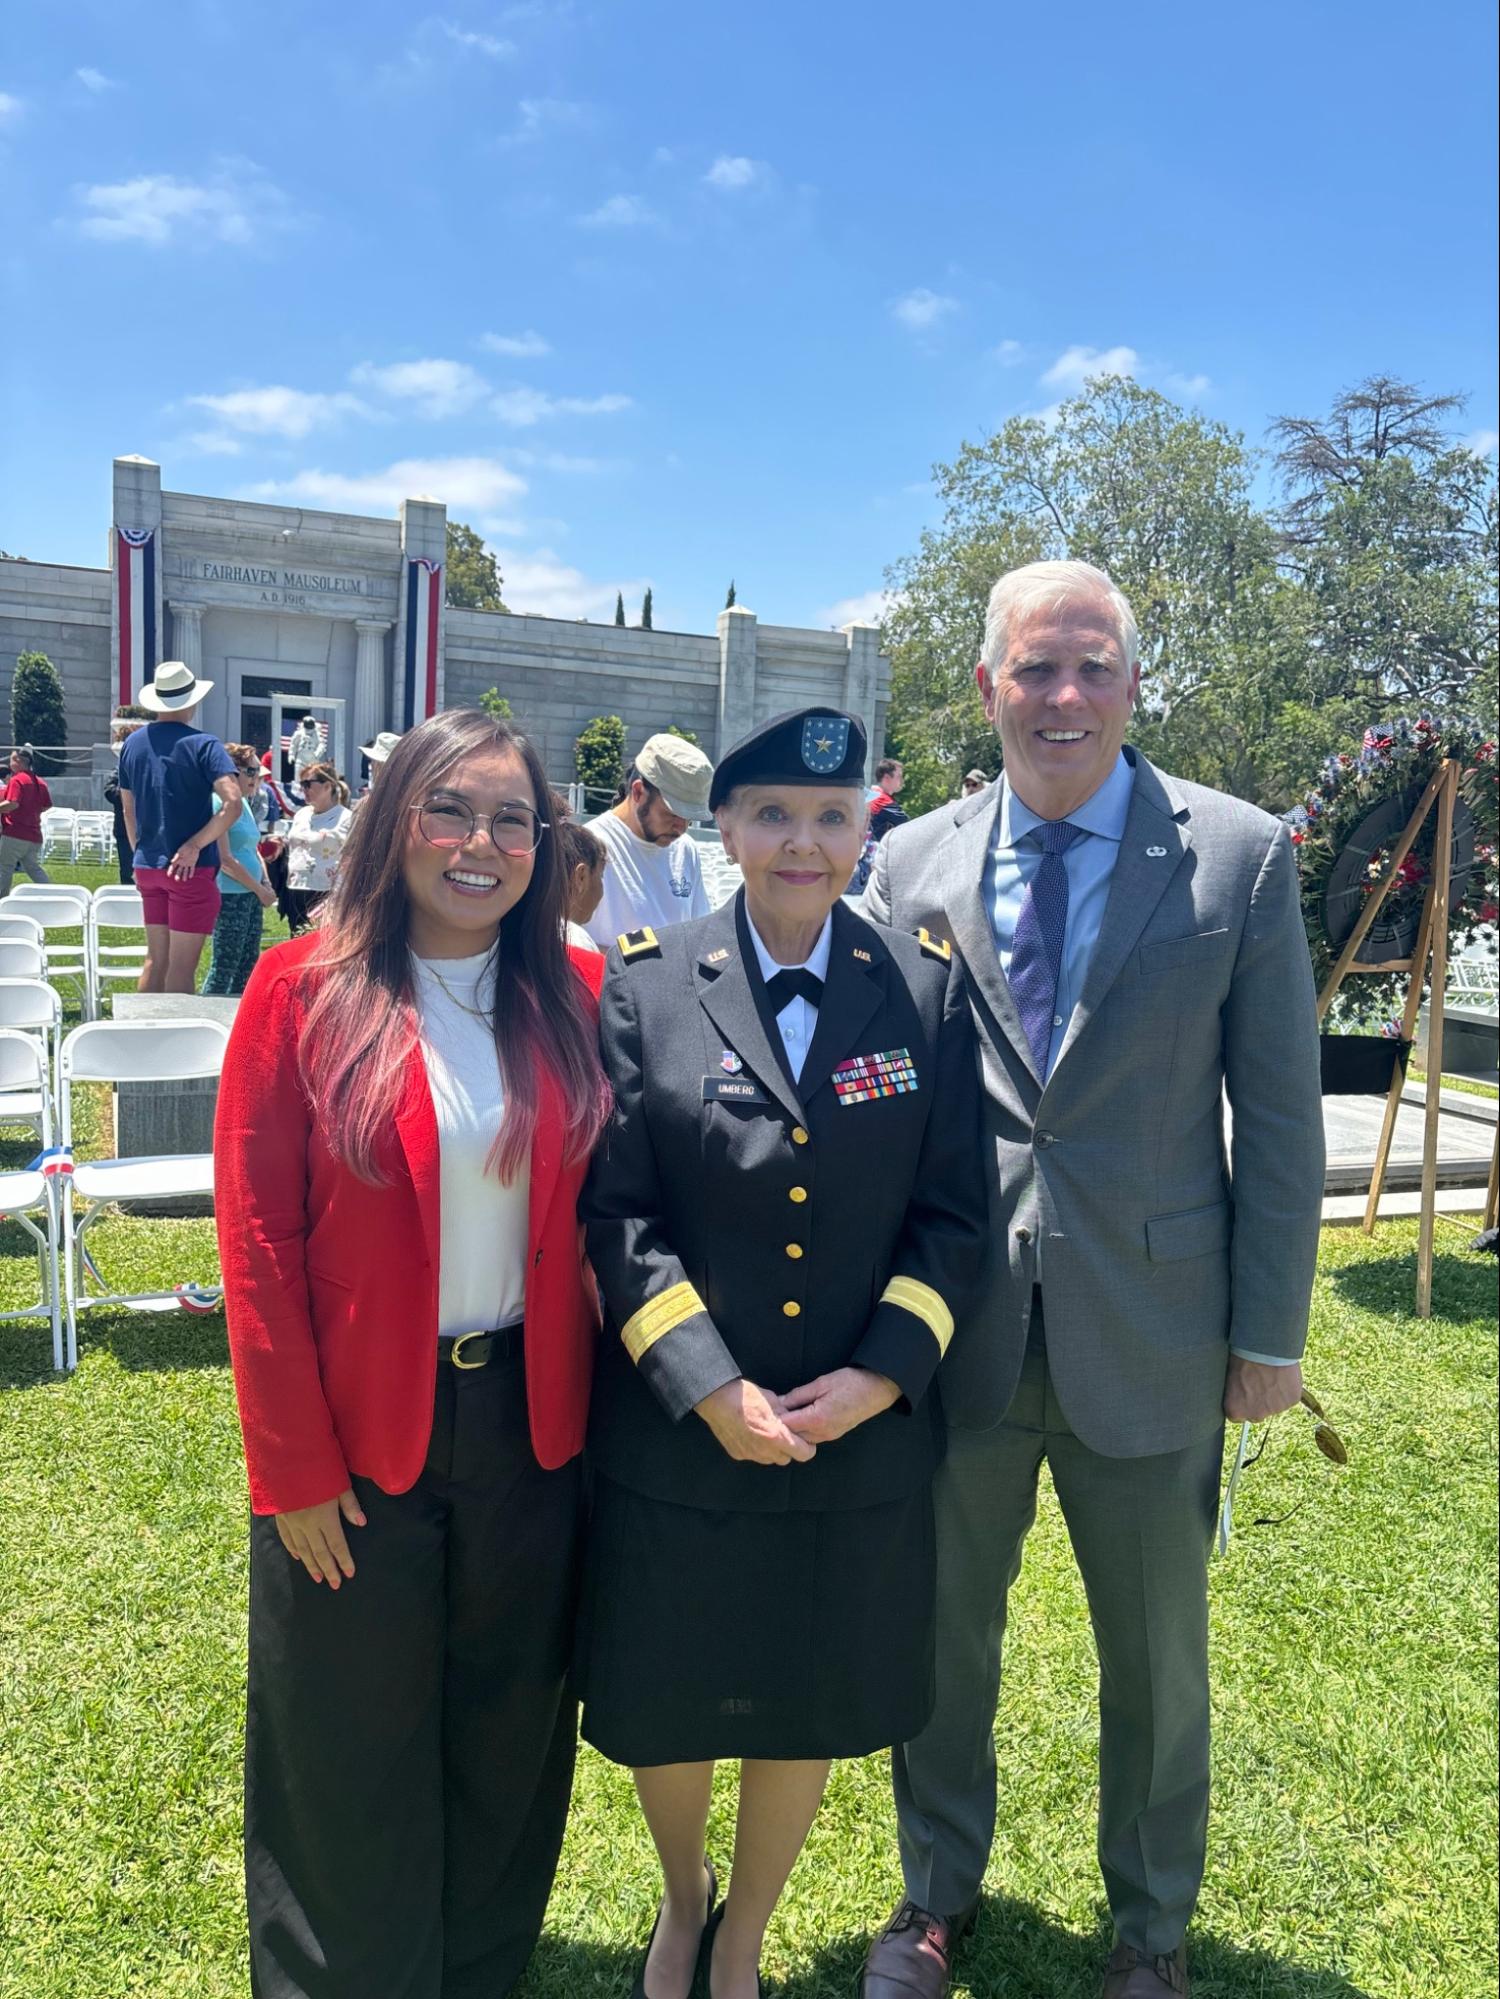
[0,939,45,981]
[58,1017,231,1368]
[0,912,44,948]
[0,979,62,1134]
[2,891,90,1011]
[11,881,92,911]
[0,1028,65,1369]
[71,812,114,864]
[39,808,77,863]
[89,886,148,1014]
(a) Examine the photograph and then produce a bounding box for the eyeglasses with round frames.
[412,798,549,858]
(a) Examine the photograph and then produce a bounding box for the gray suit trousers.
[893,1312,1223,1956]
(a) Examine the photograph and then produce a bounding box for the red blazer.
[215,932,606,1515]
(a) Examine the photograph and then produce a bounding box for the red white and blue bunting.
[402,557,443,729]
[115,525,158,707]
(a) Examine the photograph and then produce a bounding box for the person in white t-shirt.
[583,732,715,946]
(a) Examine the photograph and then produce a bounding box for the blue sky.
[3,0,1496,633]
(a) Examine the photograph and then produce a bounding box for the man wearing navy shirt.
[119,661,241,993]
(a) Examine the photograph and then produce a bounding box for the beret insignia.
[800,715,850,775]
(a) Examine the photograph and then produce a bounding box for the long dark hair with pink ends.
[298,708,610,1185]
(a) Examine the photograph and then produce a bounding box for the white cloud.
[1463,428,1499,458]
[0,92,25,125]
[73,162,290,247]
[818,588,896,628]
[498,548,648,621]
[1164,370,1212,398]
[75,68,117,92]
[500,96,590,144]
[890,288,959,332]
[989,339,1024,365]
[704,155,767,191]
[492,388,632,426]
[1040,343,1139,390]
[437,21,516,57]
[479,329,550,358]
[577,193,658,229]
[184,431,245,457]
[350,357,489,417]
[245,456,528,515]
[186,385,367,438]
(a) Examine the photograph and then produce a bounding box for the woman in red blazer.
[215,709,610,1999]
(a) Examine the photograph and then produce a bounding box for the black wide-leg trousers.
[246,1350,582,1999]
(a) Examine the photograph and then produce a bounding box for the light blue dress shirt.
[985,751,1135,1081]
[984,752,1290,1367]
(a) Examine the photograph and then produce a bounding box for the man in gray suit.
[859,560,1324,1999]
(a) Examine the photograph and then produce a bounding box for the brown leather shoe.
[1099,1936,1190,1997]
[861,1899,971,1998]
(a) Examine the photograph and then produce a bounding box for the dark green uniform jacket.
[583,892,988,1513]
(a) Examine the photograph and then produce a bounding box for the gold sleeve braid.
[620,1281,707,1362]
[879,1276,953,1354]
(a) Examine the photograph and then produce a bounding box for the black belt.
[441,1322,523,1371]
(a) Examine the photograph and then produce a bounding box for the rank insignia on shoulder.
[917,928,952,963]
[618,926,661,960]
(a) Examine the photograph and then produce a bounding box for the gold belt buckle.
[450,1330,488,1370]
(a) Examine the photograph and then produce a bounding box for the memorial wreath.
[1287,715,1498,1020]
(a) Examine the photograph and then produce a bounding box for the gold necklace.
[419,952,497,1028]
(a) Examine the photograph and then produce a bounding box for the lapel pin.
[706,947,730,964]
[1146,845,1168,858]
[721,1050,743,1074]
[853,947,872,963]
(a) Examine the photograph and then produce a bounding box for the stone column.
[394,496,449,728]
[110,455,163,710]
[169,601,203,673]
[841,620,884,758]
[353,619,391,757]
[716,605,759,758]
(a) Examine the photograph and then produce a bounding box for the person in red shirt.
[0,747,54,894]
[216,708,611,1999]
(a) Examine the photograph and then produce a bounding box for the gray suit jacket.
[863,748,1325,1459]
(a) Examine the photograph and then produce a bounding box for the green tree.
[477,687,513,721]
[882,376,1305,810]
[575,714,626,800]
[665,722,699,747]
[10,649,67,776]
[640,588,654,631]
[1271,376,1497,722]
[444,521,507,612]
[614,591,626,627]
[725,579,736,608]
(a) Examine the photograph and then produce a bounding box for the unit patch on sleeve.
[832,1047,918,1104]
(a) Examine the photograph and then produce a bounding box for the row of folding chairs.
[0,1016,229,1371]
[0,882,146,1017]
[38,808,116,864]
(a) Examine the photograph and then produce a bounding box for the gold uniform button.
[789,1186,808,1203]
[791,1126,809,1145]
[785,1243,803,1259]
[783,1301,801,1318]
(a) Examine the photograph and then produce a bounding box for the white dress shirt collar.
[744,908,834,994]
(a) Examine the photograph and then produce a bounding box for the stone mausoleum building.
[1,456,890,802]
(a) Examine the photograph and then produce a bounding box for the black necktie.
[765,968,824,1011]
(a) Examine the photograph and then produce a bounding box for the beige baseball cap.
[635,733,714,821]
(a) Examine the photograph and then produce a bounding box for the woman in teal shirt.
[202,744,278,996]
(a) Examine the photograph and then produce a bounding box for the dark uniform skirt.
[576,1474,935,1766]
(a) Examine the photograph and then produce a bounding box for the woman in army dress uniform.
[578,707,986,1999]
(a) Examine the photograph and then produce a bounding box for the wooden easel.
[1316,757,1460,1318]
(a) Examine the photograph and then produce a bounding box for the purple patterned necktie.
[1009,819,1083,1074]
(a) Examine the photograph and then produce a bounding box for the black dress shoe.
[630,1858,719,1999]
[703,1901,764,1997]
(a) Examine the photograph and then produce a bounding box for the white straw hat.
[139,660,215,714]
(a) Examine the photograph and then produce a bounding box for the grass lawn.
[1,869,1495,1996]
[1408,1068,1499,1103]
